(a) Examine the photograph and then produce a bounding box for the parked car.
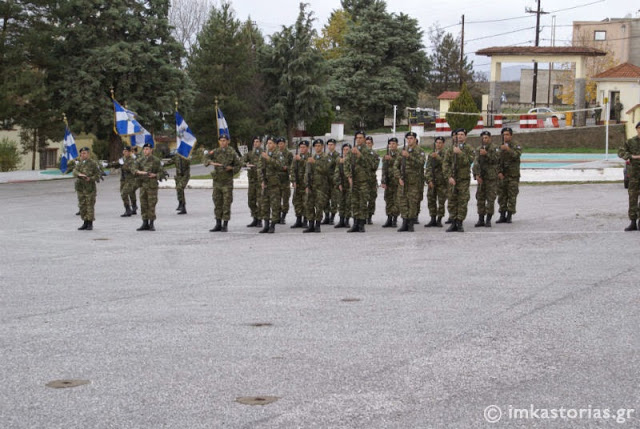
[527,107,566,120]
[624,159,630,189]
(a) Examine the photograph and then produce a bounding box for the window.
[594,31,606,41]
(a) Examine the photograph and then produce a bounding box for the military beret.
[434,136,445,143]
[79,146,90,153]
[365,136,373,142]
[480,131,491,137]
[313,138,324,146]
[501,127,513,135]
[405,131,417,138]
[219,134,229,140]
[123,146,132,152]
[342,143,352,149]
[276,137,285,143]
[636,122,640,129]
[327,138,337,144]
[453,128,467,135]
[388,137,398,143]
[354,130,366,138]
[298,140,309,147]
[142,143,153,148]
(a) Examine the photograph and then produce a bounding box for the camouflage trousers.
[212,182,233,221]
[139,183,158,221]
[384,184,399,216]
[291,184,306,217]
[175,175,190,205]
[120,179,137,208]
[426,182,447,217]
[247,178,261,219]
[497,177,520,214]
[397,183,422,219]
[350,179,369,220]
[260,183,281,223]
[367,180,377,217]
[77,189,96,221]
[327,179,338,215]
[337,186,352,218]
[305,187,329,221]
[448,179,471,221]
[278,179,291,214]
[476,179,498,215]
[627,176,640,220]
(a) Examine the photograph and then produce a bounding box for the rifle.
[351,136,356,189]
[479,141,487,184]
[384,143,390,186]
[402,137,407,196]
[294,143,300,187]
[306,154,314,193]
[261,139,268,197]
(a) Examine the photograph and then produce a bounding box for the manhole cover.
[92,238,109,241]
[235,396,279,406]
[46,379,90,389]
[248,322,273,327]
[341,298,361,302]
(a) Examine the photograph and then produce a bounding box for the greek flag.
[130,127,155,148]
[217,107,230,139]
[113,100,143,136]
[175,111,197,158]
[60,126,78,173]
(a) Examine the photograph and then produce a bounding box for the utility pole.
[526,1,548,107]
[460,14,465,88]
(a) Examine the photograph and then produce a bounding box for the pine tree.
[445,83,479,133]
[427,24,474,95]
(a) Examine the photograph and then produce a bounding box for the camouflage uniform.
[135,154,165,222]
[443,141,474,229]
[73,157,101,223]
[242,146,263,221]
[345,144,376,230]
[207,146,241,222]
[496,141,522,219]
[424,146,447,222]
[277,148,293,221]
[366,148,380,222]
[393,146,426,230]
[173,155,190,209]
[109,155,138,215]
[304,152,331,226]
[618,133,640,229]
[473,142,500,221]
[333,153,352,227]
[381,149,400,223]
[290,150,310,225]
[259,149,286,230]
[325,149,340,222]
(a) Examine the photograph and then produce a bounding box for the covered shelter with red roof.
[476,46,607,127]
[593,62,640,138]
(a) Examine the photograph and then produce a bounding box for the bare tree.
[169,0,216,55]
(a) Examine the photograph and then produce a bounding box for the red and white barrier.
[435,118,450,132]
[519,114,538,129]
[474,116,484,129]
[493,115,503,128]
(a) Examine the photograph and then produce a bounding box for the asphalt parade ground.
[1,175,639,428]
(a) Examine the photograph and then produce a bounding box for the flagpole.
[215,97,220,141]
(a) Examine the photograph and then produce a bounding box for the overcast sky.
[227,0,638,72]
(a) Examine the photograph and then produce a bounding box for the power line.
[465,26,536,43]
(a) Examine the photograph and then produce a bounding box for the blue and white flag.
[113,100,143,136]
[130,127,155,148]
[175,111,197,158]
[60,126,78,173]
[217,107,230,139]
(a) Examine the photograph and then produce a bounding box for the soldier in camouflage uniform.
[393,132,426,232]
[164,153,190,215]
[364,136,380,224]
[108,146,137,217]
[243,137,264,227]
[302,139,330,233]
[277,138,293,224]
[495,127,522,224]
[381,137,400,228]
[618,122,640,231]
[424,136,447,228]
[205,134,241,232]
[130,146,140,214]
[73,147,101,230]
[472,130,500,227]
[289,141,311,228]
[443,128,474,232]
[134,143,166,231]
[259,137,286,233]
[334,143,352,228]
[345,131,376,232]
[322,138,340,225]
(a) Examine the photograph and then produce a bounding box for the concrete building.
[593,62,640,138]
[519,69,573,105]
[573,17,640,66]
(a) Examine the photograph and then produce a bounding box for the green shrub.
[446,83,480,133]
[0,137,21,172]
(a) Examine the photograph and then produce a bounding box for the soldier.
[618,122,640,231]
[322,138,340,225]
[107,146,137,217]
[443,128,474,232]
[496,127,522,224]
[259,137,286,233]
[134,143,166,231]
[381,137,400,228]
[346,131,376,232]
[276,137,293,224]
[73,147,101,230]
[164,152,190,215]
[289,141,311,228]
[303,138,331,233]
[243,137,264,227]
[473,130,500,227]
[130,146,140,214]
[415,135,426,225]
[394,132,426,232]
[364,136,380,224]
[334,143,352,228]
[205,134,241,232]
[424,136,447,228]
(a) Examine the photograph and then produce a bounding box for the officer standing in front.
[443,128,474,232]
[73,146,101,230]
[206,134,241,232]
[618,122,640,231]
[134,142,165,231]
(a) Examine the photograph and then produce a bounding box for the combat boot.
[301,217,308,228]
[321,211,331,225]
[457,221,464,232]
[259,220,270,233]
[315,220,321,233]
[268,221,275,233]
[344,217,351,228]
[506,212,512,223]
[425,216,437,227]
[407,219,415,232]
[78,221,88,230]
[624,220,638,231]
[436,216,443,227]
[177,205,186,215]
[397,218,408,232]
[290,216,303,228]
[495,211,507,223]
[367,216,373,225]
[131,205,138,215]
[475,214,485,227]
[382,216,393,228]
[414,217,420,225]
[121,205,132,217]
[485,214,492,228]
[446,220,458,232]
[329,213,335,225]
[176,203,182,211]
[256,219,263,228]
[445,217,453,224]
[279,212,287,224]
[334,216,346,228]
[247,218,259,227]
[137,220,149,231]
[359,219,366,232]
[148,220,155,231]
[209,219,222,232]
[221,221,228,232]
[347,219,360,233]
[303,221,316,233]
[391,215,398,227]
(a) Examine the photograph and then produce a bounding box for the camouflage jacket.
[345,144,376,184]
[73,158,101,191]
[472,142,500,181]
[242,147,264,181]
[443,142,474,180]
[424,148,446,185]
[207,146,241,185]
[326,150,340,183]
[135,155,166,188]
[290,152,310,185]
[259,150,286,187]
[497,141,522,178]
[165,155,190,178]
[392,146,426,186]
[334,157,349,188]
[381,150,399,186]
[619,136,640,177]
[278,149,293,183]
[305,153,331,190]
